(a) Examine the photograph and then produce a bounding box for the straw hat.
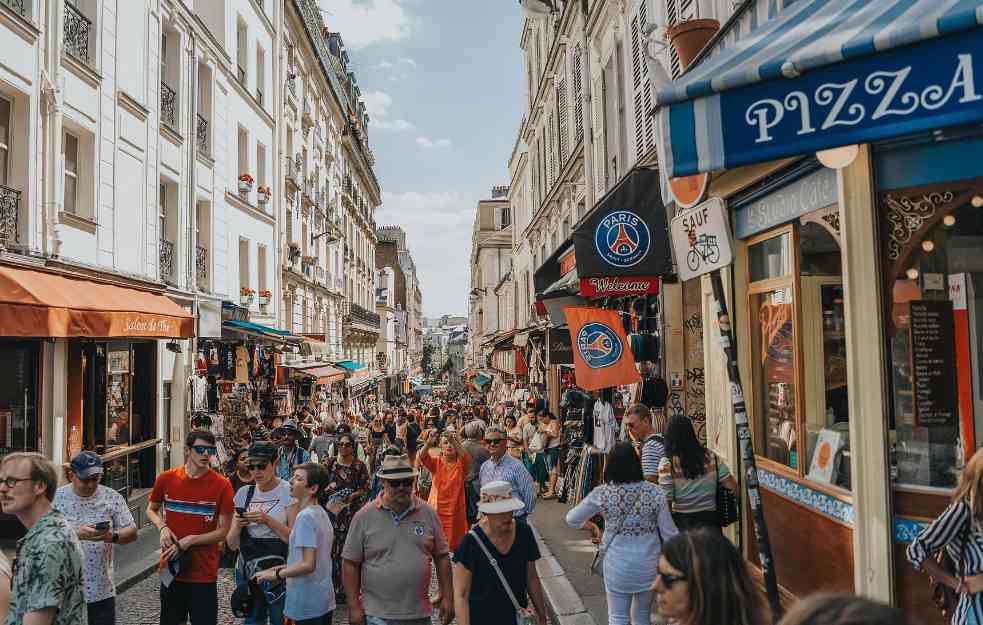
[376,454,419,480]
[477,480,525,515]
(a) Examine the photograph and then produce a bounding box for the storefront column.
[49,341,68,465]
[662,282,685,420]
[837,145,894,601]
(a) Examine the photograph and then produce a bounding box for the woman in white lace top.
[566,442,678,625]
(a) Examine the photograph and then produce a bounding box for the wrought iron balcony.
[64,2,92,64]
[159,239,175,281]
[0,184,21,247]
[346,302,381,331]
[195,245,208,282]
[1,0,26,16]
[160,81,177,129]
[196,114,209,155]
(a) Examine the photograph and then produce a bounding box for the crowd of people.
[0,387,967,625]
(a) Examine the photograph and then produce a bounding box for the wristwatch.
[112,531,119,544]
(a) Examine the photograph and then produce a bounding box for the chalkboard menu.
[909,300,958,427]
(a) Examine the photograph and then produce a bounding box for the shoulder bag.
[235,485,288,601]
[469,529,536,625]
[589,486,641,577]
[930,506,970,618]
[714,455,740,527]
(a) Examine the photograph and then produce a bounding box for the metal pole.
[708,269,782,622]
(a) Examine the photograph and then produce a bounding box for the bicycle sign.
[670,197,733,281]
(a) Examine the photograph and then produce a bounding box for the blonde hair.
[2,452,59,501]
[953,447,983,522]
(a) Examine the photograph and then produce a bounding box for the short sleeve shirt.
[6,509,87,625]
[233,480,294,541]
[453,524,541,625]
[342,496,449,620]
[640,435,665,479]
[285,505,336,620]
[53,484,135,602]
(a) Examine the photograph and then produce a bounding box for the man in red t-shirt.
[147,429,234,625]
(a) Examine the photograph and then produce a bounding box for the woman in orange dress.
[418,428,471,550]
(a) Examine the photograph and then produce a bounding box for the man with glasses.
[478,425,535,521]
[342,454,453,625]
[623,404,664,484]
[147,429,234,625]
[273,421,310,480]
[1,452,86,625]
[53,452,137,625]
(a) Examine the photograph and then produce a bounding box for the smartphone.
[93,520,111,532]
[235,507,246,516]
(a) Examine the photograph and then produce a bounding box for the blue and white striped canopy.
[656,0,983,178]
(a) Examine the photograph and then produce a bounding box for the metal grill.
[64,2,91,64]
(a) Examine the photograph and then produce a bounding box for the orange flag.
[564,306,641,391]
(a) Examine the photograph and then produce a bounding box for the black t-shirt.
[453,523,541,625]
[405,422,422,453]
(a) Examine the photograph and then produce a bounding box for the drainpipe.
[41,0,66,258]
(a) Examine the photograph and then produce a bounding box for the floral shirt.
[7,509,87,625]
[53,484,135,602]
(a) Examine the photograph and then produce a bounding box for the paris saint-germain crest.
[594,210,651,268]
[576,322,623,369]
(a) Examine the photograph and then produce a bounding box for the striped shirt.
[479,454,536,517]
[658,454,730,513]
[640,435,665,479]
[908,499,983,625]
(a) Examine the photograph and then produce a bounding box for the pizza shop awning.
[656,0,983,178]
[0,264,194,338]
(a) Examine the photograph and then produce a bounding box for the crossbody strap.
[469,529,523,612]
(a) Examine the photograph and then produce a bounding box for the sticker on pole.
[670,198,733,281]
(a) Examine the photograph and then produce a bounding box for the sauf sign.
[670,198,733,282]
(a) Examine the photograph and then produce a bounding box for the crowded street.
[4,1,983,625]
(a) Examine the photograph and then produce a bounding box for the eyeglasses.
[337,442,353,448]
[247,462,270,471]
[385,478,414,488]
[484,438,505,445]
[192,445,218,456]
[0,476,33,489]
[657,571,687,588]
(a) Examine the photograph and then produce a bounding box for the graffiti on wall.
[683,286,707,442]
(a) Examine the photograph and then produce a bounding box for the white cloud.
[399,57,417,68]
[318,0,412,50]
[416,137,452,149]
[371,57,417,81]
[362,90,415,132]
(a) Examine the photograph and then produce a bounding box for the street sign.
[670,197,733,281]
[669,172,709,209]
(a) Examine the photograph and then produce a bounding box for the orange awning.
[291,363,346,385]
[0,265,194,338]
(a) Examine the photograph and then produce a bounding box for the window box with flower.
[238,173,254,194]
[257,186,271,205]
[258,290,272,306]
[240,286,256,306]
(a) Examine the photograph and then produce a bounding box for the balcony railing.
[347,302,382,330]
[196,114,209,155]
[64,2,92,65]
[1,0,26,16]
[195,245,208,282]
[159,239,175,280]
[0,184,21,247]
[160,81,177,129]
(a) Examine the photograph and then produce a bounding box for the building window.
[237,126,248,180]
[500,206,511,229]
[257,143,266,190]
[236,19,247,84]
[63,131,79,216]
[0,96,10,186]
[256,46,265,105]
[0,341,40,454]
[257,244,267,297]
[239,238,250,298]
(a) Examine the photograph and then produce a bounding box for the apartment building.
[467,192,513,367]
[378,225,424,378]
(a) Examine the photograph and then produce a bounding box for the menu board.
[909,300,957,427]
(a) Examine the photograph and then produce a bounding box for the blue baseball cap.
[70,451,103,479]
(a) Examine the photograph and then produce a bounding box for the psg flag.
[564,306,641,391]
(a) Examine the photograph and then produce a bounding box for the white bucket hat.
[478,480,525,515]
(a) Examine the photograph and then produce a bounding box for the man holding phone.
[54,451,138,625]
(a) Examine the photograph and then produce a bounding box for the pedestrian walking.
[654,528,768,625]
[623,404,665,484]
[53,451,138,625]
[479,425,536,521]
[274,421,311,480]
[419,428,471,550]
[0,452,87,625]
[310,424,335,462]
[323,431,370,602]
[462,420,489,525]
[776,593,913,625]
[254,463,336,625]
[452,480,548,625]
[566,442,678,625]
[538,411,562,499]
[228,448,256,493]
[342,454,454,625]
[908,447,983,625]
[227,441,293,625]
[147,430,235,625]
[657,415,737,531]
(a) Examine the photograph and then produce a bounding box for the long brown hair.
[776,593,912,625]
[952,447,983,522]
[662,529,770,625]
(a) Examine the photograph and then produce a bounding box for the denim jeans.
[87,596,116,625]
[606,589,654,625]
[235,564,286,625]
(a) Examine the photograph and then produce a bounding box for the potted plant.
[667,19,720,70]
[257,186,271,205]
[238,173,255,194]
[258,289,272,306]
[240,286,256,305]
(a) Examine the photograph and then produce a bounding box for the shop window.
[81,341,157,454]
[0,341,40,454]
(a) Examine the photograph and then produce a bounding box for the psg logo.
[594,210,651,268]
[576,322,624,369]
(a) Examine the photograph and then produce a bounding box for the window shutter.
[573,47,584,143]
[547,111,556,186]
[557,79,568,164]
[592,74,606,194]
[630,7,645,160]
[666,0,682,79]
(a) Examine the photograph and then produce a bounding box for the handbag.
[469,529,536,625]
[714,456,740,527]
[930,510,969,617]
[589,487,641,577]
[232,485,288,611]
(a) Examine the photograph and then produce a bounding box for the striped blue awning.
[657,0,983,178]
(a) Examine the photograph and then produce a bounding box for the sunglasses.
[192,445,218,456]
[337,441,353,448]
[385,478,414,488]
[657,571,687,588]
[247,461,270,471]
[484,438,505,445]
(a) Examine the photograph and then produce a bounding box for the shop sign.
[734,168,837,239]
[559,248,577,277]
[198,300,223,338]
[670,198,733,281]
[718,29,983,177]
[579,275,660,297]
[909,300,958,428]
[547,328,573,365]
[121,315,179,337]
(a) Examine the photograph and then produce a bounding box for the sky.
[318,0,524,318]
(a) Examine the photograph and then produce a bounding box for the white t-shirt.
[233,479,295,540]
[53,484,135,603]
[285,505,336,620]
[592,401,618,454]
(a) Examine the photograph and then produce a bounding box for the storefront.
[653,0,983,620]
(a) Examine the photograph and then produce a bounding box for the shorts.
[544,447,561,473]
[160,580,218,625]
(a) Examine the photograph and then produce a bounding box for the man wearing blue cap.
[53,451,138,625]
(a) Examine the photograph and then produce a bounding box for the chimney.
[667,19,720,71]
